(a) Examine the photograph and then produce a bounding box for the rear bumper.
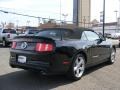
[10,59,50,73]
[9,49,71,74]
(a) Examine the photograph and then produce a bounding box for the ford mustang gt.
[9,28,116,80]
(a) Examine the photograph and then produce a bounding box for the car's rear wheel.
[108,48,116,64]
[67,54,85,80]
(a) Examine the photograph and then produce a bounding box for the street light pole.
[62,14,68,24]
[114,10,118,32]
[60,0,62,24]
[103,0,105,37]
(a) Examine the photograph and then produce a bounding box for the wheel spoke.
[74,66,77,71]
[78,59,83,66]
[111,50,115,62]
[76,58,83,67]
[76,69,80,77]
[79,66,84,71]
[75,58,79,64]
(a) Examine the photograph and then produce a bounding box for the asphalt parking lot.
[0,45,120,90]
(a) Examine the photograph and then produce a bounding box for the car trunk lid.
[11,36,55,52]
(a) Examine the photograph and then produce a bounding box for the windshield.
[3,29,16,34]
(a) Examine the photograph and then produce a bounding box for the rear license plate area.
[18,56,27,63]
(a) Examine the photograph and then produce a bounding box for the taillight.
[35,43,53,52]
[11,42,17,49]
[7,34,10,38]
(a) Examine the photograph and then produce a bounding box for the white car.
[111,33,120,39]
[0,29,18,47]
[107,38,119,47]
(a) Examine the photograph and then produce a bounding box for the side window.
[62,30,81,40]
[84,31,100,41]
[62,30,73,40]
[81,32,88,41]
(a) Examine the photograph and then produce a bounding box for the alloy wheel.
[73,56,85,78]
[111,49,116,63]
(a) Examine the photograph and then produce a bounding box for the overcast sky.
[0,0,119,26]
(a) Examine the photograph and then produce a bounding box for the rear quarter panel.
[55,40,88,63]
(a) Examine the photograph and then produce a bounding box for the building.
[5,23,15,29]
[73,0,91,27]
[39,22,76,29]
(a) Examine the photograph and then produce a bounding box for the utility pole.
[16,20,19,30]
[76,0,79,26]
[60,0,62,25]
[103,0,105,37]
[83,16,86,28]
[119,0,120,17]
[62,14,68,24]
[38,17,41,26]
[114,10,118,32]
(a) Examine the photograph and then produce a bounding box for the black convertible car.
[9,28,116,80]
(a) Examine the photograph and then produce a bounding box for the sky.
[0,0,119,26]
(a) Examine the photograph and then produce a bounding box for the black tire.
[119,43,120,48]
[107,48,116,64]
[67,54,85,80]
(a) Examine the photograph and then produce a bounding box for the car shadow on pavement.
[84,62,109,75]
[0,70,73,90]
[0,62,110,90]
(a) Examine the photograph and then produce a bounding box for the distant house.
[39,22,77,29]
[5,23,15,29]
[91,19,99,25]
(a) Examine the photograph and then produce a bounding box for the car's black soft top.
[40,27,93,31]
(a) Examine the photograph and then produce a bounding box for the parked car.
[97,32,111,38]
[111,33,120,39]
[0,29,17,46]
[104,33,111,38]
[9,28,116,80]
[97,32,119,47]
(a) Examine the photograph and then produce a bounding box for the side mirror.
[98,33,106,41]
[97,38,106,44]
[17,33,19,36]
[101,37,106,41]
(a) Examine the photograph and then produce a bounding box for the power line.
[0,6,65,15]
[0,9,41,18]
[0,9,61,24]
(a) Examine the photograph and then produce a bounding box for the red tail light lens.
[35,43,53,52]
[11,42,17,49]
[7,34,10,38]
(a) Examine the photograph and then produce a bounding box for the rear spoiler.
[14,36,53,40]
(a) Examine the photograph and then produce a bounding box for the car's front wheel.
[67,54,85,80]
[108,48,116,64]
[119,43,120,48]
